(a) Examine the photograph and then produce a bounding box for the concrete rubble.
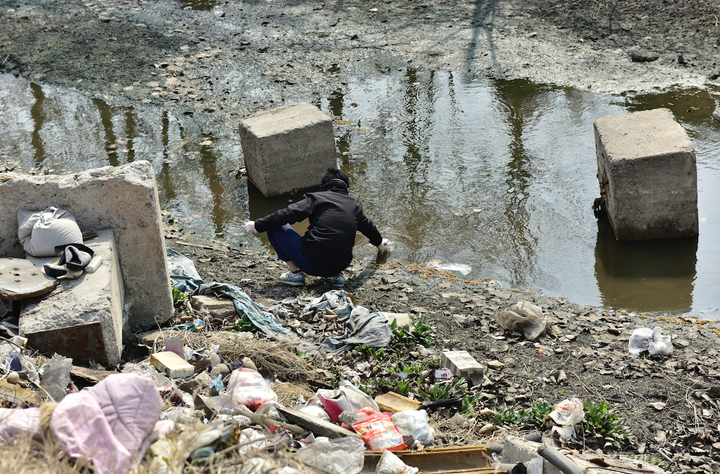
[0,160,173,331]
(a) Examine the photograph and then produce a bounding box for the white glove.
[244,221,256,233]
[377,238,394,252]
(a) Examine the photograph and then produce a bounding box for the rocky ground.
[160,235,720,473]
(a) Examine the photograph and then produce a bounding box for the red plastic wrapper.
[351,410,408,451]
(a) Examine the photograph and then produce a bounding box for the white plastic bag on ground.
[315,380,379,422]
[549,398,584,425]
[629,327,673,356]
[495,300,548,341]
[296,436,366,474]
[226,368,277,411]
[391,410,435,447]
[376,449,419,474]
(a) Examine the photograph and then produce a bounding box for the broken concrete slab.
[150,351,195,378]
[190,295,237,319]
[20,229,124,367]
[0,258,59,300]
[441,350,484,378]
[594,108,698,240]
[0,161,173,330]
[238,102,338,197]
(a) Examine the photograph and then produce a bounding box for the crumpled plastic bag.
[391,409,435,447]
[296,435,366,474]
[225,368,277,411]
[629,327,673,356]
[548,398,584,438]
[376,449,419,474]
[315,380,379,422]
[495,300,548,341]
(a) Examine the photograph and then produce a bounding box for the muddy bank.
[1,0,719,147]
[165,235,720,473]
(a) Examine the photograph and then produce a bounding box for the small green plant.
[492,401,553,428]
[233,313,255,332]
[530,400,553,427]
[359,345,386,358]
[172,287,187,306]
[411,314,435,347]
[494,405,524,426]
[583,398,628,440]
[379,377,412,396]
[461,394,477,417]
[420,378,467,402]
[390,314,436,350]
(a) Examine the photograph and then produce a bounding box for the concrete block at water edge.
[594,108,698,240]
[441,350,484,377]
[19,230,124,367]
[190,295,237,319]
[150,351,195,379]
[239,102,337,197]
[0,161,173,330]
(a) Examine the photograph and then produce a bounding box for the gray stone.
[190,294,237,319]
[0,258,58,300]
[238,102,338,197]
[630,49,659,62]
[20,230,124,367]
[0,161,172,330]
[594,108,698,240]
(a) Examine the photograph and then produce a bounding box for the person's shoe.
[331,272,347,288]
[280,270,305,286]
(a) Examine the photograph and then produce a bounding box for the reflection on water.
[594,215,697,313]
[1,71,720,315]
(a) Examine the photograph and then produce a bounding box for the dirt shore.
[166,236,720,474]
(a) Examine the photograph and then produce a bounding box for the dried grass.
[0,433,94,474]
[136,330,312,382]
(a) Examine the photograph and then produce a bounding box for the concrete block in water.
[594,108,698,240]
[0,161,173,330]
[19,230,124,367]
[238,102,337,197]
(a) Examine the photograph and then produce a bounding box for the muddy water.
[1,71,719,316]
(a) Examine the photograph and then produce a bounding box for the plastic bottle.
[85,255,103,273]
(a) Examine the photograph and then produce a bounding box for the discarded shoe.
[279,270,305,286]
[43,263,84,280]
[55,243,94,271]
[331,272,347,288]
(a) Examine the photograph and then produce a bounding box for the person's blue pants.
[266,225,337,277]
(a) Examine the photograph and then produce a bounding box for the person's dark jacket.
[253,184,382,274]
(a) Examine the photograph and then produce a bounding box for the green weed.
[233,313,255,332]
[420,378,467,402]
[461,394,477,417]
[583,398,628,440]
[172,287,188,306]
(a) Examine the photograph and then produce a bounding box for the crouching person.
[245,167,392,287]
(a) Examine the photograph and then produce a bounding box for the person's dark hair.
[321,167,349,190]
